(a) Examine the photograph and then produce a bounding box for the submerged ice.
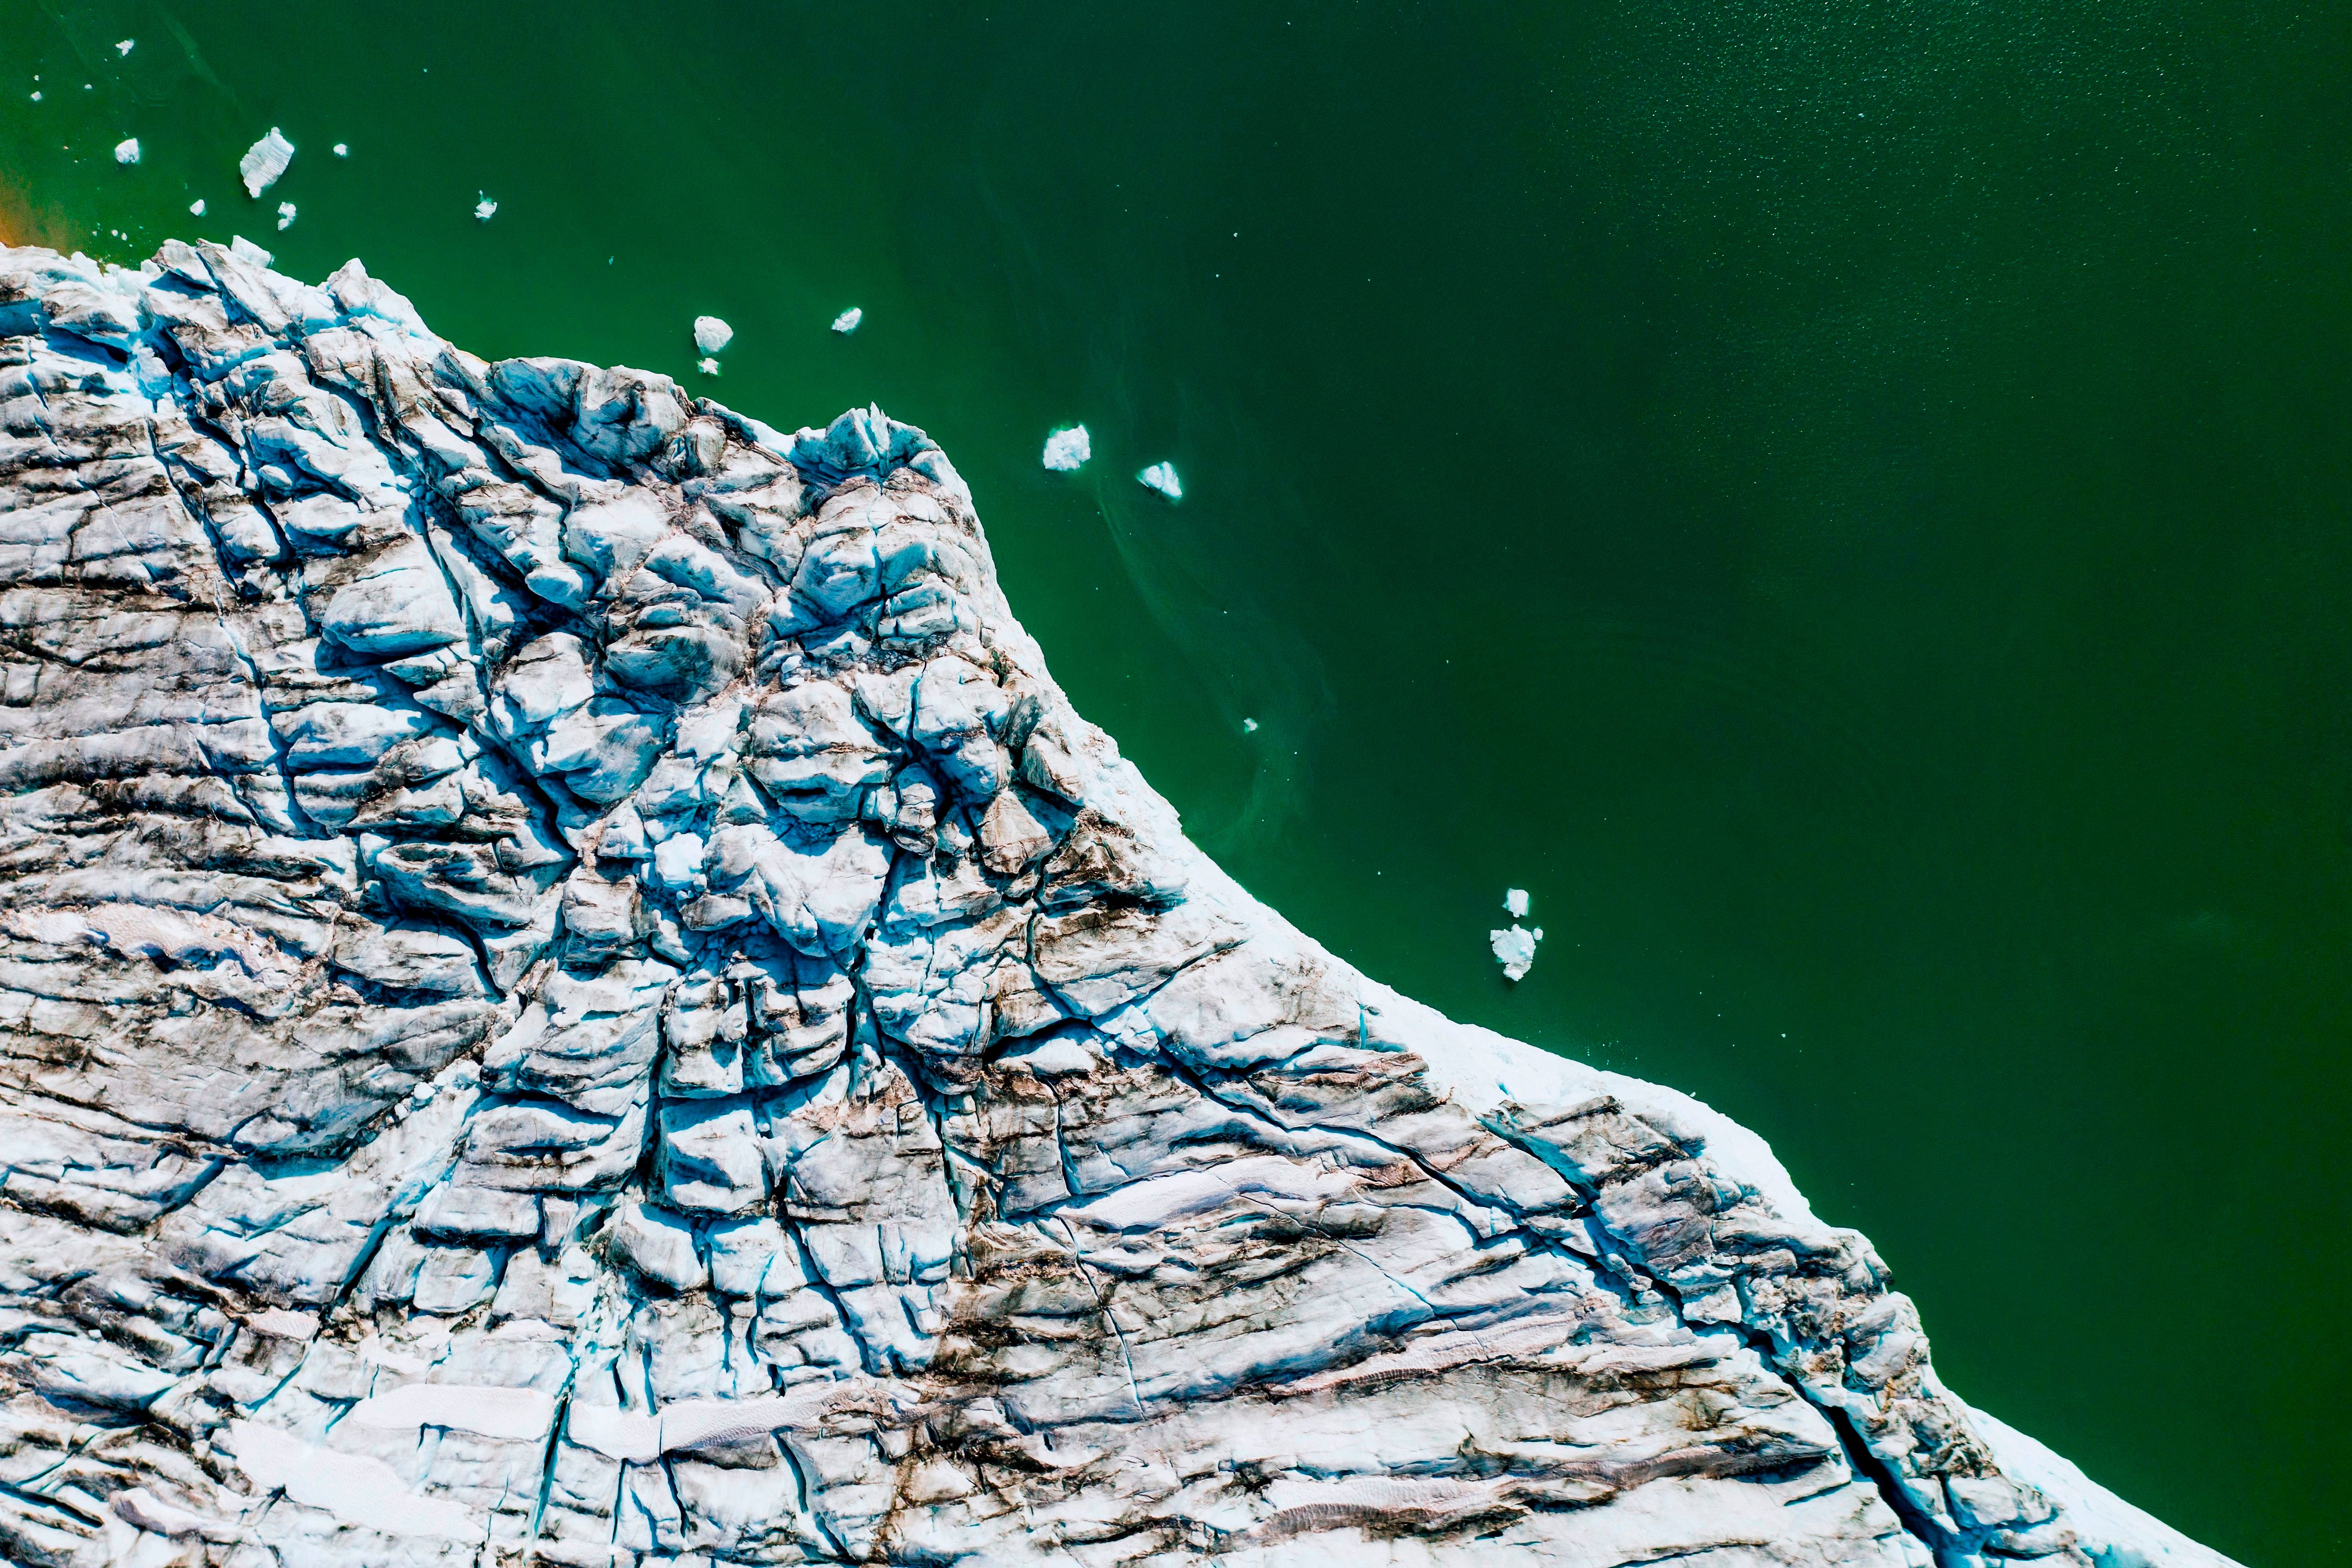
[0,238,2240,1568]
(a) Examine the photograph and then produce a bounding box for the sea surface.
[5,3,2346,1559]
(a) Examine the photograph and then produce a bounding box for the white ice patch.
[1503,887,1529,918]
[115,39,134,55]
[1490,923,1542,982]
[275,201,296,231]
[1138,461,1182,500]
[112,137,138,165]
[1042,424,1091,471]
[693,315,733,354]
[225,1422,487,1542]
[332,142,348,157]
[697,357,721,376]
[474,191,497,222]
[239,127,293,197]
[831,306,862,334]
[188,197,204,216]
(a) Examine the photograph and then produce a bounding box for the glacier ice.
[1139,458,1182,499]
[1042,423,1091,471]
[112,137,139,165]
[1492,921,1543,980]
[832,305,863,333]
[239,126,293,197]
[0,237,2241,1568]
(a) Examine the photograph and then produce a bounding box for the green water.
[6,2,2346,1558]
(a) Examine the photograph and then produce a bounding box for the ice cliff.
[0,239,2237,1568]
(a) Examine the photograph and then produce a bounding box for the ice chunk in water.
[693,315,733,354]
[831,307,862,334]
[1490,924,1542,982]
[188,198,205,217]
[1042,425,1091,471]
[116,39,133,55]
[113,138,139,165]
[696,357,721,377]
[333,143,348,157]
[240,128,293,197]
[1242,718,1259,733]
[1503,888,1529,918]
[474,192,497,222]
[275,202,296,231]
[1137,462,1182,500]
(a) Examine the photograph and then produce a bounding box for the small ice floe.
[188,198,205,216]
[27,92,38,102]
[696,357,721,377]
[831,307,862,334]
[113,137,139,165]
[474,192,497,222]
[115,39,134,56]
[332,143,348,157]
[275,201,296,231]
[1137,461,1182,500]
[1490,923,1543,983]
[239,128,293,197]
[1242,718,1259,733]
[1041,425,1091,472]
[1503,888,1530,919]
[692,315,733,354]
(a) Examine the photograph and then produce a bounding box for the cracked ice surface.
[0,240,2239,1568]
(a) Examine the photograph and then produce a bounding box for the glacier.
[0,237,2240,1568]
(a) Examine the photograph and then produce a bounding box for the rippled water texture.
[6,2,2347,1558]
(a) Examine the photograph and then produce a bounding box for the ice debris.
[27,92,37,102]
[113,137,139,165]
[188,198,205,217]
[474,191,497,222]
[116,38,134,55]
[1243,717,1259,733]
[275,201,296,232]
[239,127,293,197]
[693,314,733,354]
[333,142,348,157]
[1504,887,1530,918]
[1042,424,1091,471]
[696,356,721,376]
[1138,460,1183,500]
[831,305,862,333]
[1491,923,1543,982]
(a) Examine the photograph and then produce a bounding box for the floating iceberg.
[275,202,296,231]
[1504,887,1530,918]
[113,138,139,165]
[696,357,720,376]
[187,198,204,217]
[1138,461,1182,500]
[115,39,133,56]
[831,306,862,334]
[1490,923,1543,982]
[1242,717,1259,733]
[1041,425,1091,471]
[239,128,293,198]
[474,192,497,222]
[693,315,733,354]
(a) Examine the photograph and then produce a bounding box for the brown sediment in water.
[0,175,74,253]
